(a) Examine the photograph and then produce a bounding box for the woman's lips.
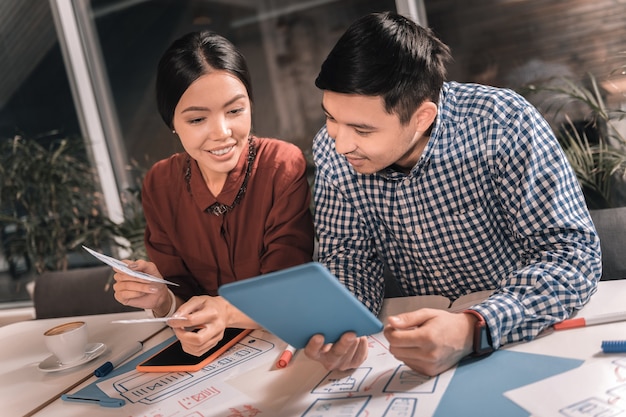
[208,145,235,156]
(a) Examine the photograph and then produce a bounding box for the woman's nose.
[208,117,231,140]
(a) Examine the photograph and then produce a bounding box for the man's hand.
[304,332,369,371]
[384,308,476,376]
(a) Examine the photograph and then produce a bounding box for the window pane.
[91,0,397,172]
[0,1,82,304]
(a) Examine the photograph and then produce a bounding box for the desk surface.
[0,311,169,417]
[2,280,624,417]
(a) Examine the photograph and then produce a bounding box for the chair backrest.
[590,207,626,281]
[33,265,140,319]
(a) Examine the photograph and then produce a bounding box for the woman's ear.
[411,101,438,133]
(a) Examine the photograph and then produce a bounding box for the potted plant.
[0,132,117,275]
[520,61,626,209]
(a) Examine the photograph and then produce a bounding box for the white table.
[0,311,170,417]
[2,280,625,416]
[505,280,626,362]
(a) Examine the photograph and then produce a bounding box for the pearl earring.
[172,129,176,134]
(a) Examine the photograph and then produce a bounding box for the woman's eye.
[229,107,245,115]
[188,117,205,125]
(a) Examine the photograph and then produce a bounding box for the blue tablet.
[218,262,383,349]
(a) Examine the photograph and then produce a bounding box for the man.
[304,11,600,376]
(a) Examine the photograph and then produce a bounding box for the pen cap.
[553,317,585,330]
[95,362,113,377]
[601,340,626,353]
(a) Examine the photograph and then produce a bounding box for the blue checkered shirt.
[313,81,601,348]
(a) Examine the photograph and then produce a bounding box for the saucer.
[38,342,106,372]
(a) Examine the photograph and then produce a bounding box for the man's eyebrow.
[320,103,377,130]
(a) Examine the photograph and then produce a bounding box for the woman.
[113,30,314,356]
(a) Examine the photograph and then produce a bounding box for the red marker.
[276,345,297,368]
[554,311,626,330]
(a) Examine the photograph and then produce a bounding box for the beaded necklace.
[184,137,257,216]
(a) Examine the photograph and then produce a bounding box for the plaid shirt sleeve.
[468,102,601,347]
[313,82,601,349]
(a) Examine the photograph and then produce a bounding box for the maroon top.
[142,137,315,300]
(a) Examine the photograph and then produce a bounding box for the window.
[0,0,406,306]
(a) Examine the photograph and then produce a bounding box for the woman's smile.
[208,145,235,157]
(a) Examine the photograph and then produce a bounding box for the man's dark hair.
[315,11,452,125]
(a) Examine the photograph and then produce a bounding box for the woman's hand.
[169,296,258,356]
[112,259,172,316]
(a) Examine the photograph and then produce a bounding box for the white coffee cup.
[43,321,88,364]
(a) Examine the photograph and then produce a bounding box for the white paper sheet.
[95,330,456,417]
[505,356,626,417]
[82,245,179,286]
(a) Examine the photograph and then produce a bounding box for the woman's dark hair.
[315,11,452,125]
[156,31,253,129]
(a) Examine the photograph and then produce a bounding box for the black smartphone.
[136,328,251,372]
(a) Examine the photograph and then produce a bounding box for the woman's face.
[172,70,251,183]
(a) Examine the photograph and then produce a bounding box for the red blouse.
[141,137,315,300]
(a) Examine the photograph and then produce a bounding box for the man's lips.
[345,155,366,164]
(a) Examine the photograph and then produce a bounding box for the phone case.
[136,328,252,373]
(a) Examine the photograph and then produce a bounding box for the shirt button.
[433,270,442,277]
[403,178,411,186]
[414,226,422,235]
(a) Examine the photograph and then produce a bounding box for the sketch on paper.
[113,335,274,405]
[506,356,626,417]
[96,331,455,417]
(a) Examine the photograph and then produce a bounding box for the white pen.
[94,341,143,377]
[554,311,626,330]
[111,316,189,324]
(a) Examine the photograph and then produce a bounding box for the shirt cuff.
[144,288,177,318]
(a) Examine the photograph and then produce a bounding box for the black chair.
[33,265,140,319]
[590,207,626,280]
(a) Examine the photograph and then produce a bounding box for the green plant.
[0,133,114,273]
[521,66,626,209]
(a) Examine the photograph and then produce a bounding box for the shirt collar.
[189,140,252,212]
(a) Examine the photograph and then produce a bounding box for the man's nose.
[330,126,354,155]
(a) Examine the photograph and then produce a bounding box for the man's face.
[321,91,431,174]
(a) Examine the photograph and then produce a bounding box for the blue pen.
[601,340,626,353]
[95,341,143,377]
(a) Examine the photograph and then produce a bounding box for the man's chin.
[350,165,378,175]
[345,157,375,174]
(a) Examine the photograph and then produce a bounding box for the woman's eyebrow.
[181,94,247,114]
